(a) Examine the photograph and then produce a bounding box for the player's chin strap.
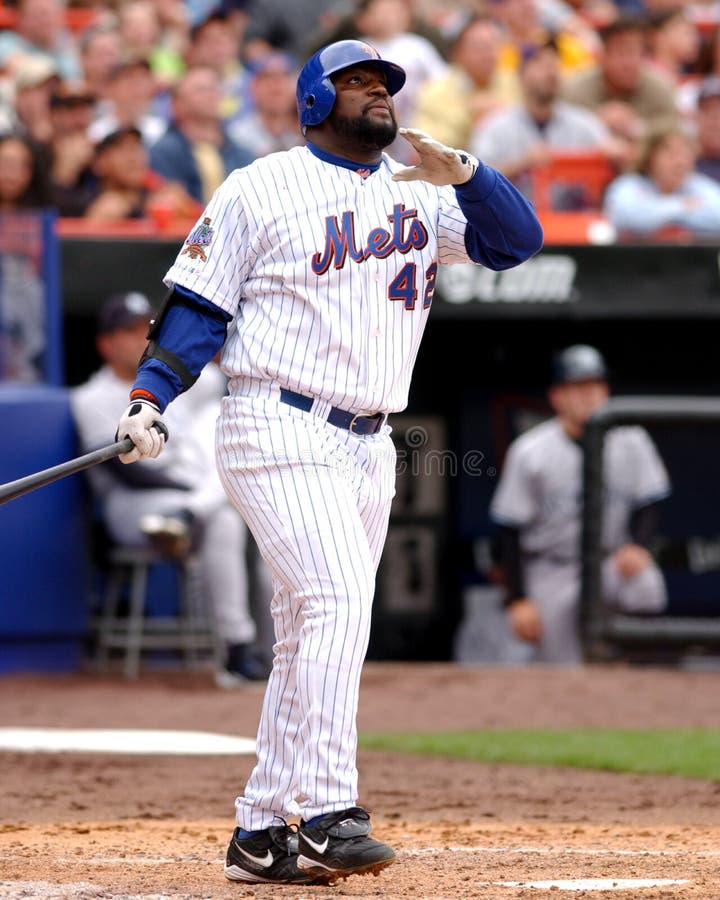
[139,286,227,392]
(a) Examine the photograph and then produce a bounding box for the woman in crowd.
[603,126,720,236]
[0,132,51,210]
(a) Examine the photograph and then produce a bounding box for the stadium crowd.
[0,0,720,238]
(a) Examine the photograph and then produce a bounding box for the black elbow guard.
[139,340,198,392]
[139,288,203,392]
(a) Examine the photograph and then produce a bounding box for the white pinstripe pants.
[216,387,396,829]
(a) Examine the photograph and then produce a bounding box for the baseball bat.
[0,437,134,506]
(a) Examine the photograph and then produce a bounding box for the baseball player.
[490,345,671,665]
[105,39,543,885]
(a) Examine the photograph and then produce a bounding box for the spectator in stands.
[489,344,670,665]
[47,80,99,216]
[560,14,681,170]
[88,57,168,148]
[217,0,255,49]
[0,132,51,210]
[469,39,616,207]
[227,50,302,157]
[0,134,47,379]
[316,0,448,49]
[83,125,199,221]
[184,8,248,123]
[116,0,187,89]
[155,0,193,57]
[149,66,254,205]
[4,55,59,144]
[71,291,271,687]
[356,0,447,162]
[695,75,720,182]
[675,23,720,121]
[0,125,48,384]
[246,0,355,61]
[646,8,701,90]
[186,0,224,29]
[489,0,596,78]
[0,0,81,80]
[536,0,611,46]
[412,15,521,150]
[603,127,720,236]
[78,25,124,106]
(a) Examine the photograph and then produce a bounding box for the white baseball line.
[405,845,720,858]
[0,727,255,755]
[485,879,690,891]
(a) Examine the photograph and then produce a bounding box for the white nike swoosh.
[302,834,329,854]
[235,844,274,868]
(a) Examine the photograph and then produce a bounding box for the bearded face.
[330,106,398,150]
[326,64,399,150]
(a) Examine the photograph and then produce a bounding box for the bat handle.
[83,436,137,466]
[97,436,136,462]
[0,436,136,506]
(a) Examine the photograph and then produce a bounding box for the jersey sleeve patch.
[181,217,215,262]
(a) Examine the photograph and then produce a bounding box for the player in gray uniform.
[490,345,670,664]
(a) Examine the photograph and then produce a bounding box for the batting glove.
[392,128,478,186]
[116,399,169,463]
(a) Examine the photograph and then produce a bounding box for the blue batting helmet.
[296,39,406,132]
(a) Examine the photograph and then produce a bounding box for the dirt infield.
[2,662,720,898]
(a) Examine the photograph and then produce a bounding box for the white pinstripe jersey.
[164,145,474,415]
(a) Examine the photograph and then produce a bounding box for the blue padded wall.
[0,383,89,672]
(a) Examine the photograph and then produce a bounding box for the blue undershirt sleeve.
[133,286,232,412]
[454,164,544,270]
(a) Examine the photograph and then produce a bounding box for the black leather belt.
[279,388,385,435]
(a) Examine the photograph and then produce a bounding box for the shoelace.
[270,819,300,856]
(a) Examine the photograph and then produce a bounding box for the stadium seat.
[531,150,616,212]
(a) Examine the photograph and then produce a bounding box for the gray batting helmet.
[551,345,608,385]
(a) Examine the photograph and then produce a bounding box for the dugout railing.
[581,396,720,661]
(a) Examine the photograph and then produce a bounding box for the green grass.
[358,729,720,781]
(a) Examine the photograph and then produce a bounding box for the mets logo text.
[311,204,428,274]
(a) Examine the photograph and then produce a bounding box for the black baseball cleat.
[297,806,396,882]
[224,823,315,884]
